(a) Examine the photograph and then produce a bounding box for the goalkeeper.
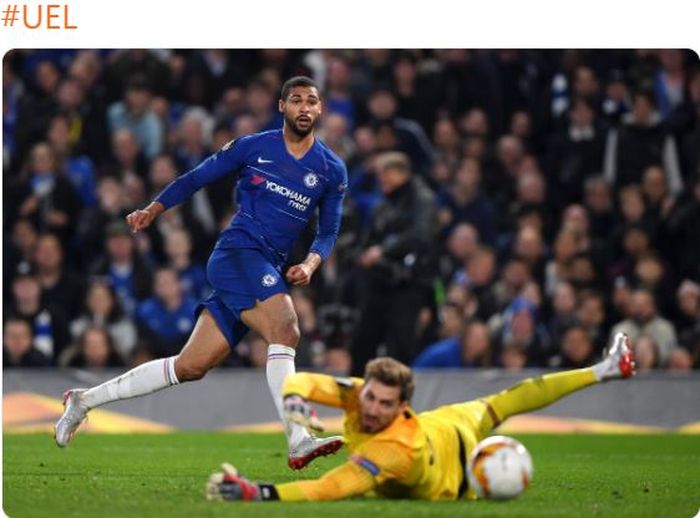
[207,333,635,502]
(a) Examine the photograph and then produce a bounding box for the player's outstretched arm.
[283,372,360,408]
[154,136,252,210]
[275,460,376,501]
[206,461,376,502]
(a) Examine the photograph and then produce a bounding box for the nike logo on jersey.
[257,157,274,164]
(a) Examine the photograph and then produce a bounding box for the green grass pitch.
[3,432,700,517]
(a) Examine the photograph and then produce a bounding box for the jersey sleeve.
[154,136,253,209]
[351,439,414,485]
[309,161,348,260]
[283,372,362,408]
[274,460,376,501]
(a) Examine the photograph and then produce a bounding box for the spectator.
[667,347,693,372]
[633,252,673,316]
[181,50,242,110]
[583,176,616,242]
[365,87,436,175]
[511,225,547,284]
[324,54,356,126]
[576,289,608,352]
[107,75,164,159]
[90,221,153,317]
[633,334,660,371]
[546,97,606,208]
[603,89,683,196]
[59,326,124,368]
[438,223,480,283]
[499,341,528,371]
[666,174,700,281]
[70,279,138,362]
[246,78,281,131]
[544,228,578,296]
[318,113,355,161]
[173,107,212,173]
[6,263,70,362]
[163,228,210,300]
[108,127,149,179]
[547,281,579,346]
[46,113,98,208]
[34,233,85,320]
[549,324,596,369]
[456,246,499,320]
[609,288,678,366]
[350,152,438,374]
[6,142,81,246]
[413,320,492,369]
[642,165,676,222]
[323,347,352,375]
[494,296,551,365]
[135,267,198,357]
[493,257,532,311]
[4,219,38,296]
[3,318,51,367]
[674,280,700,350]
[77,176,130,266]
[437,157,497,245]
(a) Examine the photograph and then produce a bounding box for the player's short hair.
[364,357,415,402]
[376,151,412,175]
[280,76,320,101]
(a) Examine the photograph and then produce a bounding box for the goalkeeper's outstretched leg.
[477,332,635,437]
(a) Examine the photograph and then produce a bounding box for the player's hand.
[205,463,261,501]
[126,202,163,233]
[285,263,313,286]
[283,394,325,432]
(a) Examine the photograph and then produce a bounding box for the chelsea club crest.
[262,274,278,287]
[303,172,319,188]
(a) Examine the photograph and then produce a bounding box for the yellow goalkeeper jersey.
[277,373,477,501]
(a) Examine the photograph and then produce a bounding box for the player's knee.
[271,319,300,347]
[174,358,209,382]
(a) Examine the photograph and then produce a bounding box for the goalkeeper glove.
[283,394,324,432]
[205,463,278,502]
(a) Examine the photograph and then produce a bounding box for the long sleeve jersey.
[154,129,348,266]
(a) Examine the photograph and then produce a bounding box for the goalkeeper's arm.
[275,460,376,501]
[283,372,362,408]
[207,461,376,502]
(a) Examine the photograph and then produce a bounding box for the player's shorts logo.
[261,273,278,287]
[303,172,319,188]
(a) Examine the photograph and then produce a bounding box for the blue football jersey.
[155,130,347,266]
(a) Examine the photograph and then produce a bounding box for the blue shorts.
[195,247,288,349]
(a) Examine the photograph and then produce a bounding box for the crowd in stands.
[3,49,699,372]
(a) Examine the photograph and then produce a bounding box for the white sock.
[266,344,310,448]
[81,356,179,409]
[591,357,612,382]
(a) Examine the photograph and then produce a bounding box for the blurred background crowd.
[3,49,699,374]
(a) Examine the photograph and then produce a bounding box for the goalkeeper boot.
[288,434,344,470]
[596,332,636,381]
[54,388,89,447]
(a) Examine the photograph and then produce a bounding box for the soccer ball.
[467,435,533,500]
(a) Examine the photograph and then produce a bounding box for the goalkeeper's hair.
[281,76,320,101]
[364,357,415,402]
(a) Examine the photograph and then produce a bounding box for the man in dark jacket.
[350,152,438,374]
